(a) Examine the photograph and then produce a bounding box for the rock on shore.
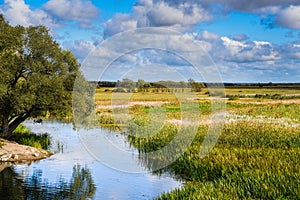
[0,139,53,163]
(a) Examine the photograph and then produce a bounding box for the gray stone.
[33,153,39,157]
[11,154,18,160]
[0,153,12,161]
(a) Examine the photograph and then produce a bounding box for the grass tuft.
[12,124,51,150]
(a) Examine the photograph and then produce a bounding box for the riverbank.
[0,138,53,166]
[1,121,182,200]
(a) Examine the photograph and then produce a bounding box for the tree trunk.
[9,113,31,137]
[1,112,30,139]
[2,115,10,139]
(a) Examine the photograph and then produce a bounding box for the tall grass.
[12,124,51,150]
[227,103,300,120]
[126,121,300,199]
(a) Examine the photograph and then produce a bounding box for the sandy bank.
[0,139,53,170]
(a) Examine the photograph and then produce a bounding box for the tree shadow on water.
[0,164,96,200]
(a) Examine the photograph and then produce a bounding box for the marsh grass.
[12,124,51,150]
[157,121,299,199]
[223,88,300,95]
[226,93,300,100]
[126,121,300,199]
[94,88,300,199]
[227,103,300,120]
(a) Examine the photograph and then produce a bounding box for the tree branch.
[7,111,31,138]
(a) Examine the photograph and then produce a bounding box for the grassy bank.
[94,88,300,199]
[11,124,51,150]
[128,121,300,199]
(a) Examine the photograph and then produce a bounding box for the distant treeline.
[92,78,205,92]
[92,80,300,89]
[95,80,199,88]
[224,82,300,89]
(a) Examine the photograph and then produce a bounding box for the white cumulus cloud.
[276,5,300,29]
[44,0,99,29]
[103,0,211,38]
[103,14,137,38]
[220,37,281,62]
[0,0,55,27]
[146,1,211,27]
[62,40,98,61]
[0,0,99,29]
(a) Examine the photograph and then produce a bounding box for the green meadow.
[95,86,300,199]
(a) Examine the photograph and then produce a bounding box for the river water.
[0,121,181,200]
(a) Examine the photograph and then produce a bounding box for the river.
[0,120,181,200]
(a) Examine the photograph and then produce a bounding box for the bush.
[112,87,126,93]
[208,91,226,97]
[228,96,240,100]
[254,94,285,100]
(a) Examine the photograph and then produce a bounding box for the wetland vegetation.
[94,81,300,199]
[11,124,51,150]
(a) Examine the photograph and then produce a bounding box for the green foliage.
[117,78,136,92]
[100,79,205,94]
[220,121,300,149]
[158,171,300,200]
[125,121,300,199]
[98,114,117,125]
[227,103,300,120]
[188,78,203,92]
[72,74,96,128]
[11,124,50,149]
[112,87,127,93]
[128,123,178,152]
[0,15,82,138]
[95,114,126,131]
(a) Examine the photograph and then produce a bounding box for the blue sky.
[1,0,300,82]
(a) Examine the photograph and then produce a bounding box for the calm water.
[0,121,181,200]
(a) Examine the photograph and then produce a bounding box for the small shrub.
[228,96,240,100]
[112,87,126,93]
[208,91,226,97]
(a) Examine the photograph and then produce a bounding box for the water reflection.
[0,121,181,200]
[0,164,96,200]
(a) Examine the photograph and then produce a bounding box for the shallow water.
[0,121,181,200]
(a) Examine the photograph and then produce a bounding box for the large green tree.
[0,15,81,139]
[188,78,204,92]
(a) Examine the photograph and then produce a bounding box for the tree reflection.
[0,164,96,200]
